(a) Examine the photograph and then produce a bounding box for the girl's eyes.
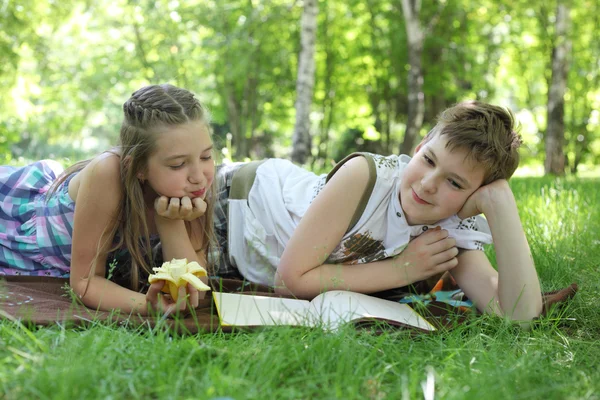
[169,155,211,169]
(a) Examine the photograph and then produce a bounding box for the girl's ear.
[123,155,145,181]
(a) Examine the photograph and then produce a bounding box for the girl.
[0,84,216,315]
[214,101,543,322]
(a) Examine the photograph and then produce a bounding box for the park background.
[1,1,600,399]
[1,0,598,176]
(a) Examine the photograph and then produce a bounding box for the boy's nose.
[421,175,437,194]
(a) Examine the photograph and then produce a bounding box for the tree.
[545,1,571,175]
[398,0,443,155]
[291,0,318,164]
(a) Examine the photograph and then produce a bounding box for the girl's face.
[400,134,485,226]
[141,120,215,200]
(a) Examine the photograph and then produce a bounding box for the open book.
[212,290,436,332]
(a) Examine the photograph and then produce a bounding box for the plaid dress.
[0,160,75,277]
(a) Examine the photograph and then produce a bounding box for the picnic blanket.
[0,273,578,335]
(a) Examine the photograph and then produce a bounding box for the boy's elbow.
[503,298,544,329]
[274,266,311,299]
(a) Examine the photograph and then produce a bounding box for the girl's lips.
[191,188,206,197]
[412,189,431,205]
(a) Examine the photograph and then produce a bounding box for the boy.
[219,101,542,322]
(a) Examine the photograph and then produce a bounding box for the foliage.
[0,0,598,171]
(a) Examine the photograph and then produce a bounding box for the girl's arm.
[451,180,543,321]
[152,196,209,301]
[70,154,151,314]
[275,157,458,299]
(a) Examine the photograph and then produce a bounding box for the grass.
[1,175,599,399]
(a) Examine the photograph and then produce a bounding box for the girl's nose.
[188,163,202,184]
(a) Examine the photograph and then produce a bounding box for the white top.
[228,153,492,286]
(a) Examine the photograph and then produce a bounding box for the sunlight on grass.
[1,175,599,399]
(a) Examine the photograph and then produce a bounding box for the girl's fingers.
[169,197,181,214]
[180,196,193,218]
[154,196,169,214]
[146,281,165,305]
[177,286,187,311]
[187,283,199,308]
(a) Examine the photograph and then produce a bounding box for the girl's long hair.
[49,84,217,291]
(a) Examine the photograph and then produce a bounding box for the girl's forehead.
[153,121,212,155]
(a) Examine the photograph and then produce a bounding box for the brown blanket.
[0,275,578,335]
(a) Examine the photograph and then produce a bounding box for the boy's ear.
[414,140,425,154]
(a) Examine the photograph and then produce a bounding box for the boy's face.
[142,120,215,200]
[400,133,485,225]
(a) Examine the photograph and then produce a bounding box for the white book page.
[213,292,317,327]
[309,291,436,331]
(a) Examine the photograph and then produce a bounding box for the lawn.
[1,176,599,399]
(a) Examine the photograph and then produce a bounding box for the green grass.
[1,176,599,399]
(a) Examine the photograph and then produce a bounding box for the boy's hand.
[154,196,207,221]
[457,179,512,220]
[395,227,459,282]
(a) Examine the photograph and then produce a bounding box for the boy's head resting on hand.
[400,101,522,225]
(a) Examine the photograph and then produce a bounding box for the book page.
[309,291,436,331]
[213,292,318,327]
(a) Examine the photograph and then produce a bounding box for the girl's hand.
[154,196,207,221]
[457,179,511,220]
[395,227,459,282]
[145,280,200,316]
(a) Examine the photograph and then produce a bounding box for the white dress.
[227,153,492,286]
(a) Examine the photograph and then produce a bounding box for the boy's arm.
[453,180,543,321]
[275,157,458,299]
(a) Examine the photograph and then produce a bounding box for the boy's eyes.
[422,155,463,189]
[449,179,462,189]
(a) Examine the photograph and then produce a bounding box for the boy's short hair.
[422,100,522,185]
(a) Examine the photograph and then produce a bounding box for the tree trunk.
[291,0,318,164]
[545,2,571,176]
[399,0,425,156]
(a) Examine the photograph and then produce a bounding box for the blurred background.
[0,0,597,176]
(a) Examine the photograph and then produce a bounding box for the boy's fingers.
[433,246,459,264]
[421,228,449,244]
[437,257,459,272]
[431,237,456,254]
